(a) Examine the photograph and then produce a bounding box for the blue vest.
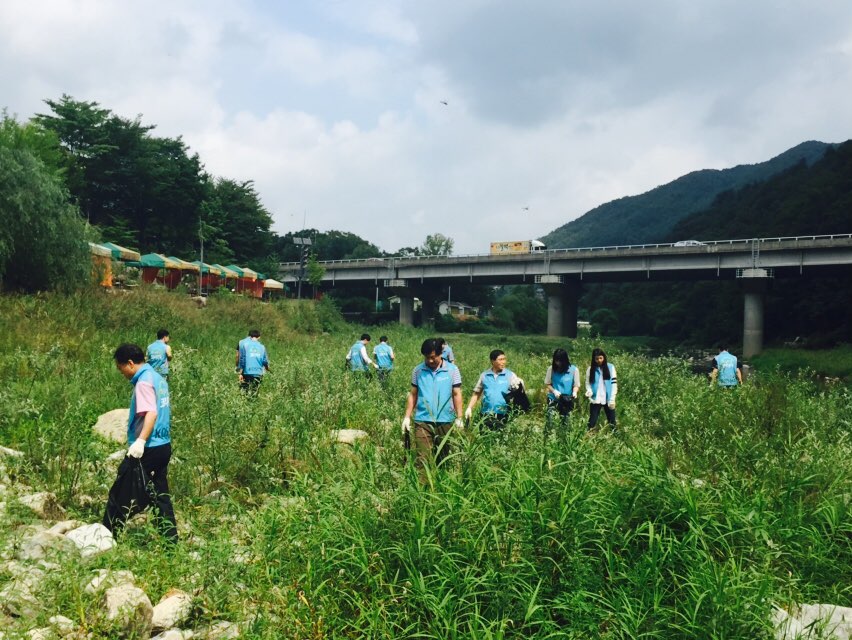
[716,351,738,386]
[442,345,455,363]
[373,343,394,370]
[589,364,615,403]
[241,339,268,376]
[480,368,514,415]
[128,363,171,447]
[146,340,169,375]
[548,365,579,400]
[348,342,368,371]
[413,362,460,423]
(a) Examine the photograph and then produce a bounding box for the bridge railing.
[278,233,852,268]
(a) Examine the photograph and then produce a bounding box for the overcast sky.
[2,1,851,254]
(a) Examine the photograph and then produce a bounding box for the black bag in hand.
[556,394,574,416]
[106,457,157,519]
[503,382,531,413]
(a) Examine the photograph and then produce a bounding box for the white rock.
[18,492,67,520]
[102,584,153,639]
[332,429,369,445]
[28,628,53,640]
[48,615,76,636]
[151,590,193,632]
[65,524,115,558]
[84,569,135,595]
[0,446,24,458]
[106,450,127,462]
[0,578,40,618]
[152,630,195,640]
[47,521,86,536]
[92,409,130,444]
[194,622,239,639]
[774,603,852,639]
[17,532,76,561]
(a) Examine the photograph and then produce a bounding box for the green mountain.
[542,140,832,248]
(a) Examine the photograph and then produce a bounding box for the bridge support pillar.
[398,295,414,327]
[418,289,438,327]
[541,278,581,338]
[739,269,771,358]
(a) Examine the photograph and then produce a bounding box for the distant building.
[438,300,480,317]
[577,320,591,329]
[388,295,422,311]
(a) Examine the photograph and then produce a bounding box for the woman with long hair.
[585,347,618,432]
[544,348,579,436]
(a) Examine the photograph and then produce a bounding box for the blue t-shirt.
[373,343,394,370]
[127,363,171,448]
[146,340,169,376]
[715,351,739,386]
[411,361,462,423]
[240,339,269,376]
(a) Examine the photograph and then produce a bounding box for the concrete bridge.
[279,234,852,356]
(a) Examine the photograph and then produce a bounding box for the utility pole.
[198,221,204,296]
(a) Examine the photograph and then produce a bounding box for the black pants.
[240,375,262,394]
[588,403,616,431]
[103,443,178,542]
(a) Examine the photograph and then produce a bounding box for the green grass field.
[0,289,850,638]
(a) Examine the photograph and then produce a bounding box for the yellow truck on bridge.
[489,240,547,255]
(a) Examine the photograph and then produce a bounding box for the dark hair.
[718,345,728,352]
[157,329,169,340]
[360,333,371,341]
[590,348,611,380]
[114,343,145,365]
[489,349,504,362]
[421,338,442,357]
[551,348,570,374]
[249,329,261,338]
[379,335,388,342]
[436,337,446,346]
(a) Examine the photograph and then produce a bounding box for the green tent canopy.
[137,254,182,269]
[101,242,141,262]
[167,257,200,272]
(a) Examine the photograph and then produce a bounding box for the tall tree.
[421,233,454,256]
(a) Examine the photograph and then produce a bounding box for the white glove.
[510,377,524,391]
[401,417,411,435]
[572,391,578,399]
[127,438,146,459]
[552,390,562,399]
[607,400,616,410]
[453,418,464,430]
[464,406,473,420]
[585,389,593,399]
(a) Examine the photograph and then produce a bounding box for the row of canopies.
[88,242,285,295]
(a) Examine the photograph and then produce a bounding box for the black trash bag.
[556,394,574,416]
[104,457,157,529]
[503,382,531,413]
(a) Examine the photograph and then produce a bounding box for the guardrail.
[278,233,852,268]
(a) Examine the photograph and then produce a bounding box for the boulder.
[152,630,195,640]
[194,622,239,639]
[48,615,76,636]
[47,521,86,536]
[0,446,24,458]
[18,492,67,520]
[774,603,852,639]
[332,429,369,445]
[84,569,135,595]
[16,532,76,562]
[92,409,130,444]
[27,629,53,640]
[0,577,40,618]
[151,589,193,632]
[102,584,153,639]
[65,524,115,559]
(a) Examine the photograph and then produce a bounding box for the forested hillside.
[542,141,831,248]
[579,141,852,346]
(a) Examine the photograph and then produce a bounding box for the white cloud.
[1,0,851,254]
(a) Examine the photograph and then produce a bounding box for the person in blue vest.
[238,329,270,394]
[710,346,742,388]
[402,338,464,468]
[103,343,178,543]
[465,349,524,433]
[146,329,172,380]
[437,337,456,364]
[585,347,618,432]
[544,348,580,435]
[346,333,378,376]
[372,335,395,384]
